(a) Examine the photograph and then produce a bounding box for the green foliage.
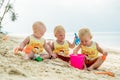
[0,0,17,32]
[0,0,5,9]
[11,12,17,21]
[6,4,13,12]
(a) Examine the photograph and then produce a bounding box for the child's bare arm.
[14,37,30,54]
[67,41,75,49]
[44,40,52,55]
[50,42,54,51]
[73,44,81,54]
[18,37,30,51]
[44,40,57,58]
[96,43,108,56]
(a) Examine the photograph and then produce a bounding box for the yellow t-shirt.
[53,40,69,55]
[81,42,98,59]
[27,35,45,53]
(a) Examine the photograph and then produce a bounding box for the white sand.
[0,34,120,80]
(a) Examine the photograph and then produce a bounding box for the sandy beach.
[0,33,120,80]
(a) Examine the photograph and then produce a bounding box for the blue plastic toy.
[74,33,80,45]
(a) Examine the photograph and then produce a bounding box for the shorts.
[57,54,70,62]
[85,58,98,67]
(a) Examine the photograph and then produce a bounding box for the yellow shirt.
[27,35,45,53]
[81,42,98,59]
[53,40,69,55]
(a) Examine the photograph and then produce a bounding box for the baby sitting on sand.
[73,27,108,70]
[48,25,75,62]
[14,21,55,60]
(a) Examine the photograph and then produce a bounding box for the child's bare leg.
[24,54,29,59]
[47,41,52,48]
[40,54,50,59]
[83,58,87,70]
[24,52,34,60]
[88,56,104,70]
[83,63,87,70]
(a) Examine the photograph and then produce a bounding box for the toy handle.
[74,33,78,38]
[74,33,80,45]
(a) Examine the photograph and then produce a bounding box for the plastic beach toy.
[34,54,43,62]
[74,33,80,45]
[102,55,106,61]
[23,45,33,54]
[35,56,43,62]
[70,54,85,69]
[94,71,115,77]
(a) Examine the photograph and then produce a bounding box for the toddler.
[14,21,54,60]
[49,25,75,62]
[73,28,107,70]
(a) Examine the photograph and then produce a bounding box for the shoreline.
[7,33,120,51]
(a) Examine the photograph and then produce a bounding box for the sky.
[1,0,120,34]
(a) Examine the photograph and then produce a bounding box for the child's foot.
[23,55,29,60]
[87,67,94,71]
[83,67,88,70]
[40,54,51,59]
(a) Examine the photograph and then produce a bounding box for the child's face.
[33,25,46,38]
[80,35,92,46]
[55,31,65,42]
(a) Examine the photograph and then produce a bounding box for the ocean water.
[92,32,120,50]
[9,32,120,50]
[44,32,120,50]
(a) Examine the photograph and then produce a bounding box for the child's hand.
[14,47,23,54]
[14,47,19,54]
[51,53,57,59]
[102,51,108,61]
[103,51,108,56]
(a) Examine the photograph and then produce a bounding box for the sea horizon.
[7,32,120,50]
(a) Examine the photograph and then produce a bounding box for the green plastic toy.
[35,56,43,62]
[34,54,43,62]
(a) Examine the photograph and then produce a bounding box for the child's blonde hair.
[54,25,65,36]
[32,21,46,30]
[78,27,92,38]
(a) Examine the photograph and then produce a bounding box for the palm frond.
[0,0,17,32]
[6,4,13,12]
[11,12,17,21]
[0,0,5,9]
